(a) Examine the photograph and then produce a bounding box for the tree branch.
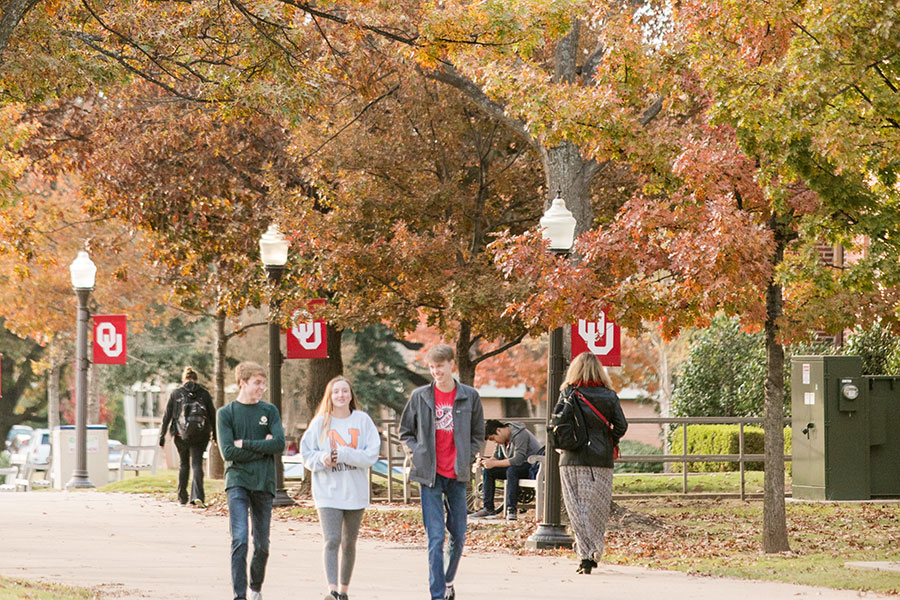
[472,332,526,365]
[224,321,268,340]
[297,83,400,162]
[424,63,538,153]
[0,0,40,66]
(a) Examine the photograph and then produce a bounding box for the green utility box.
[791,356,900,500]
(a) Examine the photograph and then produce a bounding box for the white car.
[23,428,51,465]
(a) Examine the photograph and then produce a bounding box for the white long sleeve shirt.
[300,410,381,510]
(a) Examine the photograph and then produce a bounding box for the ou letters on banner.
[571,310,621,367]
[93,315,128,365]
[286,300,328,359]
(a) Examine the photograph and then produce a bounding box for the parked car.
[5,425,33,452]
[23,428,51,465]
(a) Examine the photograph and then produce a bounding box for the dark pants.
[482,461,539,513]
[173,436,207,504]
[420,474,468,600]
[227,487,274,600]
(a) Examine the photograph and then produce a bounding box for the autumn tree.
[282,76,546,393]
[492,0,900,554]
[20,83,311,475]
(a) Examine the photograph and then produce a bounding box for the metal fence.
[368,416,793,503]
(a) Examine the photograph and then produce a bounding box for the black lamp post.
[259,223,296,507]
[526,191,576,549]
[66,250,96,490]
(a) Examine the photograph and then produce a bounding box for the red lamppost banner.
[93,315,128,365]
[571,309,621,366]
[286,299,328,359]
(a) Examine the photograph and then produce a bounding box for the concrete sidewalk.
[0,493,883,600]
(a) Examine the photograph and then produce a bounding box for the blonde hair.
[561,352,612,390]
[315,376,358,443]
[182,366,199,382]
[425,344,455,364]
[234,361,266,385]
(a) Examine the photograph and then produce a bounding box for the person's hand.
[483,458,499,469]
[234,439,243,448]
[265,434,273,440]
[323,451,335,468]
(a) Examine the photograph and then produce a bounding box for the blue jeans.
[420,475,468,600]
[226,487,274,600]
[482,461,538,513]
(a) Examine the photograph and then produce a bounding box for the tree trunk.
[652,330,673,470]
[304,324,344,417]
[455,321,476,386]
[209,309,227,480]
[539,142,598,236]
[47,356,62,432]
[762,218,791,553]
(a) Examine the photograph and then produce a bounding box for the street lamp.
[527,190,576,549]
[259,223,295,507]
[66,250,96,490]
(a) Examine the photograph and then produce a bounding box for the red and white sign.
[571,309,621,366]
[93,315,127,365]
[286,300,328,359]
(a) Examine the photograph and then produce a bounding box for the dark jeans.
[420,474,467,600]
[226,487,274,600]
[174,436,207,504]
[482,461,539,512]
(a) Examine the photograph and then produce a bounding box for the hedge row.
[668,425,792,472]
[614,440,664,473]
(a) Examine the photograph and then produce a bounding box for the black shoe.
[469,507,498,518]
[505,510,517,521]
[576,558,597,574]
[445,583,455,600]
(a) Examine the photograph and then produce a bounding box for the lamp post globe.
[539,190,577,253]
[527,192,575,549]
[259,223,289,267]
[66,250,96,490]
[69,250,97,289]
[259,224,294,507]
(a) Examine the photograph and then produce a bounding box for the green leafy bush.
[615,440,663,473]
[669,424,791,472]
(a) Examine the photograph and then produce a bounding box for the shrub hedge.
[614,440,664,473]
[668,424,792,472]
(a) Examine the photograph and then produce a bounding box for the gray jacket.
[492,422,544,467]
[399,381,485,486]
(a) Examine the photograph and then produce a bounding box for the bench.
[113,445,159,481]
[2,460,52,492]
[0,466,18,491]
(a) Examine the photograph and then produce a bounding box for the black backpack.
[549,389,590,452]
[176,387,209,443]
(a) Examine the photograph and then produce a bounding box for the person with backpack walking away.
[399,344,484,600]
[553,351,627,575]
[300,376,380,600]
[217,361,285,600]
[159,366,217,507]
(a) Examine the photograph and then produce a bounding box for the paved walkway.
[0,493,885,600]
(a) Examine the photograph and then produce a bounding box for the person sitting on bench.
[471,420,544,520]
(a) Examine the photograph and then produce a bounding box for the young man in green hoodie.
[217,362,285,600]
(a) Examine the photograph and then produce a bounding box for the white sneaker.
[249,590,262,600]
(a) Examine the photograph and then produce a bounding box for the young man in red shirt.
[399,344,484,600]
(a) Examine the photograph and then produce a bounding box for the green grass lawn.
[614,471,772,495]
[98,470,224,497]
[0,576,96,599]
